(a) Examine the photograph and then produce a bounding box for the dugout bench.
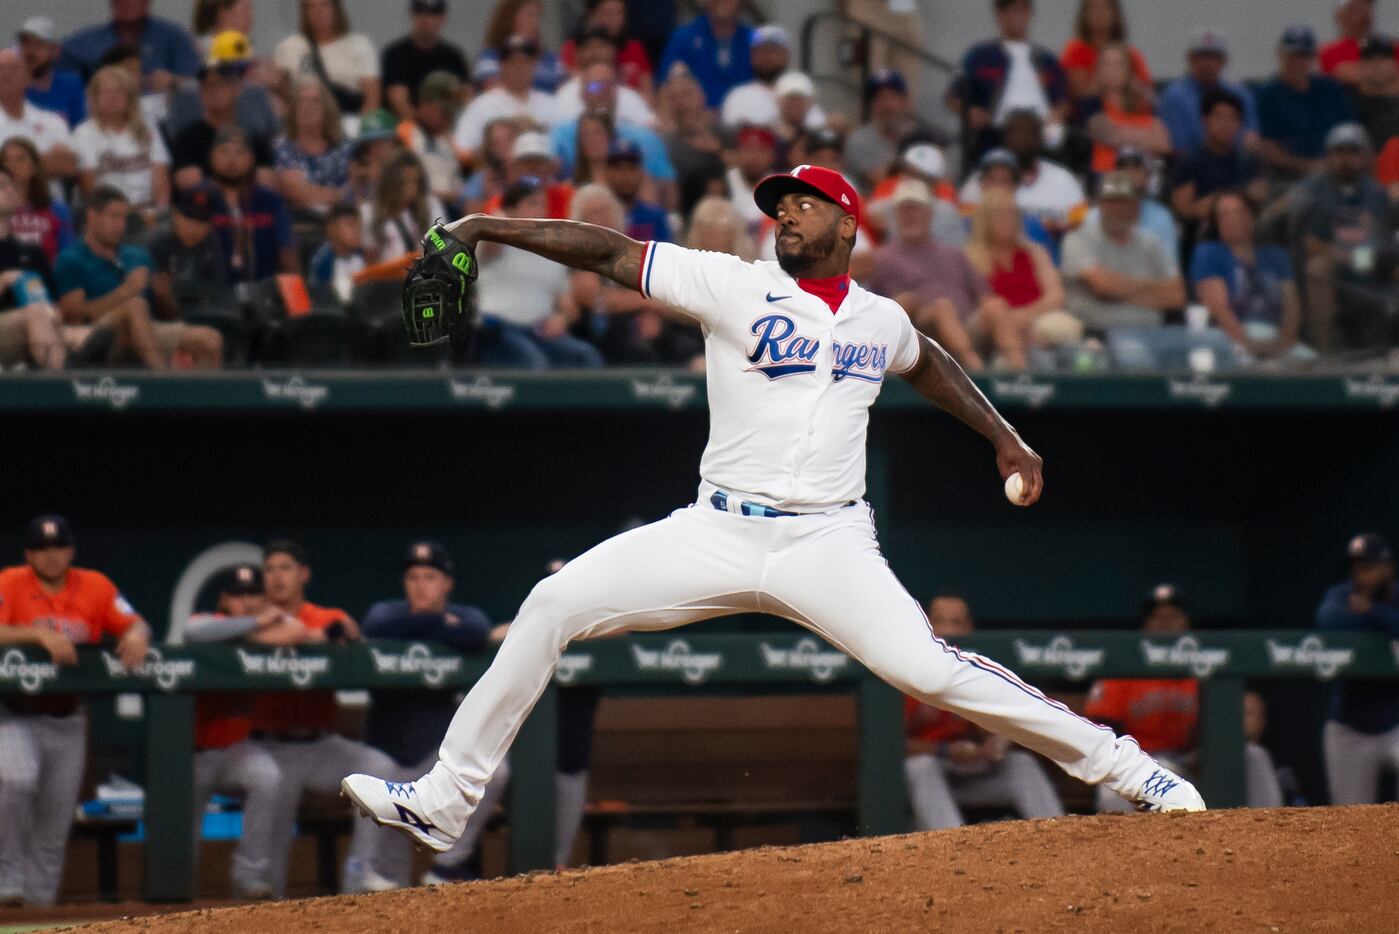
[1,629,1396,902]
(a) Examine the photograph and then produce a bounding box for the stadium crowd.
[0,0,1397,372]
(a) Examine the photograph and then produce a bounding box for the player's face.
[25,545,74,583]
[404,566,452,613]
[220,591,266,616]
[262,554,309,605]
[1143,604,1189,634]
[773,192,849,276]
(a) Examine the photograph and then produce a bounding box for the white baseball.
[1004,472,1027,506]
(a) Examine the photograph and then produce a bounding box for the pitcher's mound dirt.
[78,805,1399,933]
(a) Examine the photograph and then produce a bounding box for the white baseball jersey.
[637,241,922,510]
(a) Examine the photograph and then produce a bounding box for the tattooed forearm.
[443,215,646,290]
[900,334,1019,448]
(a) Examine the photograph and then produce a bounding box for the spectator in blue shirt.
[205,127,296,283]
[658,0,754,109]
[549,69,676,203]
[1169,90,1267,257]
[1316,533,1399,804]
[18,18,85,128]
[361,542,503,886]
[1255,26,1356,185]
[60,0,200,91]
[1189,190,1314,363]
[603,140,672,243]
[1158,30,1259,156]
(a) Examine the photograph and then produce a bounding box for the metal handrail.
[799,10,959,120]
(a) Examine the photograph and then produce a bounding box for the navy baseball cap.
[1279,25,1316,55]
[1347,533,1393,563]
[221,564,264,595]
[24,515,74,549]
[865,69,907,100]
[174,182,217,222]
[1142,583,1186,615]
[403,541,454,576]
[605,139,643,164]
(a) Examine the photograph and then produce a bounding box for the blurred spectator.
[604,140,671,243]
[275,76,351,216]
[555,48,655,130]
[1087,584,1283,811]
[1316,532,1399,804]
[149,183,232,321]
[74,65,170,217]
[170,42,274,190]
[655,64,726,218]
[1168,90,1266,240]
[870,179,1018,372]
[1351,36,1399,150]
[965,187,1081,366]
[362,150,445,261]
[553,63,675,204]
[473,178,602,368]
[94,43,166,128]
[1064,172,1236,371]
[1079,43,1170,177]
[847,70,930,190]
[206,127,298,284]
[344,110,400,205]
[904,597,1063,830]
[192,0,252,51]
[60,0,199,91]
[721,25,825,134]
[398,71,466,209]
[1059,0,1151,101]
[181,564,287,901]
[867,142,965,246]
[381,0,468,122]
[1290,123,1397,353]
[307,202,366,290]
[658,0,754,109]
[959,109,1087,237]
[168,31,278,147]
[1256,27,1355,186]
[771,72,825,146]
[18,18,85,128]
[0,169,65,370]
[273,0,381,117]
[1190,190,1314,364]
[727,125,779,240]
[55,186,222,368]
[479,0,565,93]
[462,117,519,213]
[946,0,1069,167]
[0,516,151,908]
[453,36,555,163]
[570,183,697,365]
[973,149,1056,254]
[485,130,575,218]
[794,127,854,188]
[1,138,74,266]
[1158,31,1259,156]
[0,48,77,181]
[1085,148,1177,254]
[248,541,401,896]
[561,0,653,95]
[571,112,615,187]
[360,542,502,887]
[1321,0,1397,84]
[686,194,757,261]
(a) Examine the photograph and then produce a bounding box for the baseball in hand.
[1004,472,1027,506]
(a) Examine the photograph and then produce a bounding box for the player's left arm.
[897,333,1044,505]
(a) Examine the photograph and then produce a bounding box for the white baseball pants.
[415,498,1163,836]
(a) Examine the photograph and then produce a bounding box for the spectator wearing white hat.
[453,35,555,164]
[868,141,966,247]
[771,72,827,146]
[17,18,85,129]
[719,26,826,133]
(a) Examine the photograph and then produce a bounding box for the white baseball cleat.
[1132,765,1207,813]
[341,774,458,853]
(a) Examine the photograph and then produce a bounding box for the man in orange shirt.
[1086,584,1283,811]
[247,541,399,897]
[0,515,150,906]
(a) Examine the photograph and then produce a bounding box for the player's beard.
[775,222,839,277]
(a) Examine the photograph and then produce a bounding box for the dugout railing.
[0,629,1392,902]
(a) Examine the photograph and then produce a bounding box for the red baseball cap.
[753,164,862,227]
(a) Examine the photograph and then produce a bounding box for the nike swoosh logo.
[765,292,791,302]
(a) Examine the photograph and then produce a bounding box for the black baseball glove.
[401,223,479,347]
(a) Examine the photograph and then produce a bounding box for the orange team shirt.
[1083,678,1198,755]
[0,565,140,641]
[482,182,575,220]
[905,696,974,745]
[249,602,352,735]
[1059,39,1153,87]
[1091,101,1159,174]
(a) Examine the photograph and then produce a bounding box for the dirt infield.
[75,805,1399,933]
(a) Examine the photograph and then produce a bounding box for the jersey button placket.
[787,313,835,499]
